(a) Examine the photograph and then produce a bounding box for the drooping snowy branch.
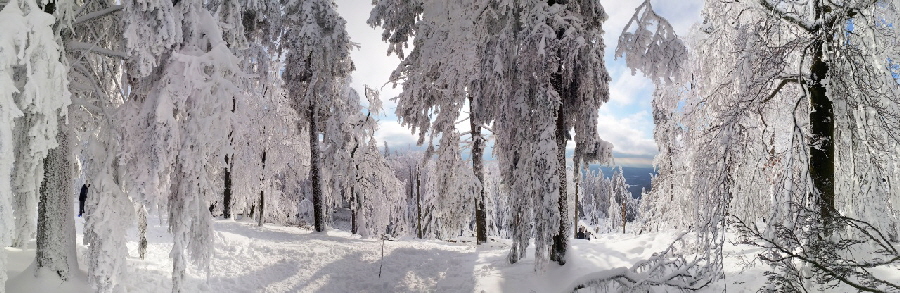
[615,0,688,84]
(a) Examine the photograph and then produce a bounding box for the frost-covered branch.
[758,0,817,32]
[731,207,900,292]
[67,41,128,59]
[615,0,687,84]
[73,5,122,25]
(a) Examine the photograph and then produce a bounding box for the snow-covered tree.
[121,0,245,291]
[230,83,309,226]
[0,0,76,287]
[282,0,355,233]
[694,0,900,290]
[369,0,489,243]
[214,0,283,221]
[0,3,25,290]
[483,162,509,238]
[473,0,613,269]
[579,169,610,226]
[59,0,136,291]
[606,167,633,233]
[386,150,427,237]
[575,1,726,290]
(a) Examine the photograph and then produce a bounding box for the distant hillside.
[586,165,656,200]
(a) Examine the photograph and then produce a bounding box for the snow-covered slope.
[4,216,899,292]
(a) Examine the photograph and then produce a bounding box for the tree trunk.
[223,155,232,219]
[258,150,266,227]
[351,186,358,234]
[551,106,569,265]
[416,169,422,239]
[308,104,325,232]
[35,119,77,280]
[573,164,580,238]
[12,113,39,248]
[257,190,264,227]
[621,198,627,234]
[137,203,148,260]
[808,38,834,229]
[470,96,487,244]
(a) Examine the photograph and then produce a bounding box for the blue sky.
[334,0,704,167]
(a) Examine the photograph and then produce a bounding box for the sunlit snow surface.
[5,217,899,292]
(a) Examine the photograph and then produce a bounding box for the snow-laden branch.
[73,5,122,25]
[615,0,688,84]
[66,41,128,59]
[758,0,817,32]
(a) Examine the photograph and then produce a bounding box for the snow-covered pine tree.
[0,4,28,290]
[58,0,138,291]
[282,0,355,232]
[386,150,427,237]
[118,0,184,273]
[483,162,509,238]
[369,0,488,243]
[0,0,76,285]
[579,169,609,226]
[214,0,284,221]
[606,166,630,233]
[338,89,407,237]
[122,0,246,291]
[474,0,613,269]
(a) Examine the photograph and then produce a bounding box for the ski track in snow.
[4,216,900,293]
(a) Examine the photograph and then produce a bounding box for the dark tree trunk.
[620,197,627,234]
[351,186,358,234]
[223,95,235,219]
[308,104,325,232]
[416,169,422,239]
[808,38,835,229]
[548,4,571,264]
[223,155,232,219]
[257,190,264,227]
[551,105,569,265]
[470,96,487,244]
[258,150,266,227]
[573,163,580,238]
[35,119,77,280]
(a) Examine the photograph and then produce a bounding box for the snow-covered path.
[5,217,899,292]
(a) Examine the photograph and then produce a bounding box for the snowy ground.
[5,217,899,293]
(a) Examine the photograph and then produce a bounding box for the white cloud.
[335,0,404,115]
[608,68,653,107]
[596,110,658,157]
[373,120,420,149]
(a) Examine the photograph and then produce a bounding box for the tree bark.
[35,119,77,280]
[621,197,627,234]
[573,163,580,238]
[351,186,358,234]
[137,203,148,259]
[258,150,266,227]
[551,106,569,265]
[416,168,422,239]
[223,155,232,219]
[470,96,487,244]
[809,37,834,230]
[12,112,39,248]
[308,104,325,232]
